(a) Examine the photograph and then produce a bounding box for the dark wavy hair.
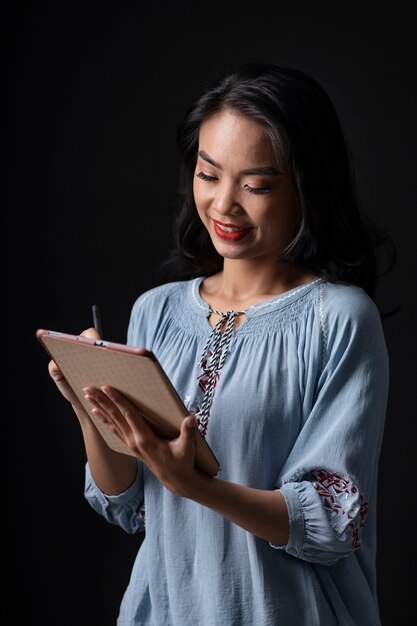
[158,62,395,300]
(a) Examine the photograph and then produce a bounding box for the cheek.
[193,180,212,210]
[193,182,208,224]
[258,200,299,242]
[192,176,198,200]
[270,189,300,230]
[193,178,202,206]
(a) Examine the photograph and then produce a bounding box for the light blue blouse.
[85,276,389,626]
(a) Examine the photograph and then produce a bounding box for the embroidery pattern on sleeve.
[312,470,368,548]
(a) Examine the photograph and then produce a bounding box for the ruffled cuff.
[84,461,145,534]
[270,475,365,566]
[269,482,305,557]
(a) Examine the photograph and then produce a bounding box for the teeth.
[217,224,245,232]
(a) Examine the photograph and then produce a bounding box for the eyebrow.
[197,150,282,176]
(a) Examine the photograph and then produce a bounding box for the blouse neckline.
[190,275,324,320]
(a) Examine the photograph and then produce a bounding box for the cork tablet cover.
[37,329,220,476]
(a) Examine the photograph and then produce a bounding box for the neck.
[199,258,318,321]
[217,258,310,301]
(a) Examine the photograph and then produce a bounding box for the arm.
[83,385,289,545]
[48,328,138,496]
[179,459,290,546]
[270,287,389,564]
[77,409,138,495]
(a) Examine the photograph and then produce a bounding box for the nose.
[211,180,242,217]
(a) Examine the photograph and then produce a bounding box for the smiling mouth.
[212,219,253,241]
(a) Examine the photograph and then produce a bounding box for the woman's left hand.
[83,384,198,495]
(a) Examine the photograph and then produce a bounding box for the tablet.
[36,329,220,476]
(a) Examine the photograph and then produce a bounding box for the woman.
[49,63,393,625]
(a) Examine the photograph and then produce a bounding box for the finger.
[85,386,154,449]
[48,359,64,380]
[182,414,197,432]
[83,389,120,424]
[91,406,111,425]
[91,407,128,443]
[100,386,156,438]
[100,385,166,457]
[176,415,197,454]
[86,395,126,439]
[80,327,100,340]
[84,392,108,420]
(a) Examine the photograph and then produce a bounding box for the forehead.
[198,110,276,165]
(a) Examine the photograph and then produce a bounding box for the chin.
[212,245,257,261]
[209,233,255,259]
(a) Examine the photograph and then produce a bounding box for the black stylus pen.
[92,304,103,337]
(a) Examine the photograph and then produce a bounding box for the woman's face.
[193,109,300,264]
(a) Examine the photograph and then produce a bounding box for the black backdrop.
[4,2,416,624]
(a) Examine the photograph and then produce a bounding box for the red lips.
[212,219,253,242]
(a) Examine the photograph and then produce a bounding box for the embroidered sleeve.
[269,287,388,566]
[312,470,368,549]
[270,470,368,566]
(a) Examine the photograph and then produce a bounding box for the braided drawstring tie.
[195,308,246,436]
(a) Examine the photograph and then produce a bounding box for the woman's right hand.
[48,327,100,413]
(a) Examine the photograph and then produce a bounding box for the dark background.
[4,1,416,624]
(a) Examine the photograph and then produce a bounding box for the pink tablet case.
[37,330,220,476]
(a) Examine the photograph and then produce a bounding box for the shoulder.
[129,278,201,323]
[131,280,185,312]
[319,280,387,359]
[127,278,199,347]
[320,280,381,328]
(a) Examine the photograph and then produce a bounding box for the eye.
[243,184,271,195]
[196,171,217,182]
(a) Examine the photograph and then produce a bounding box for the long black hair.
[158,62,395,300]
